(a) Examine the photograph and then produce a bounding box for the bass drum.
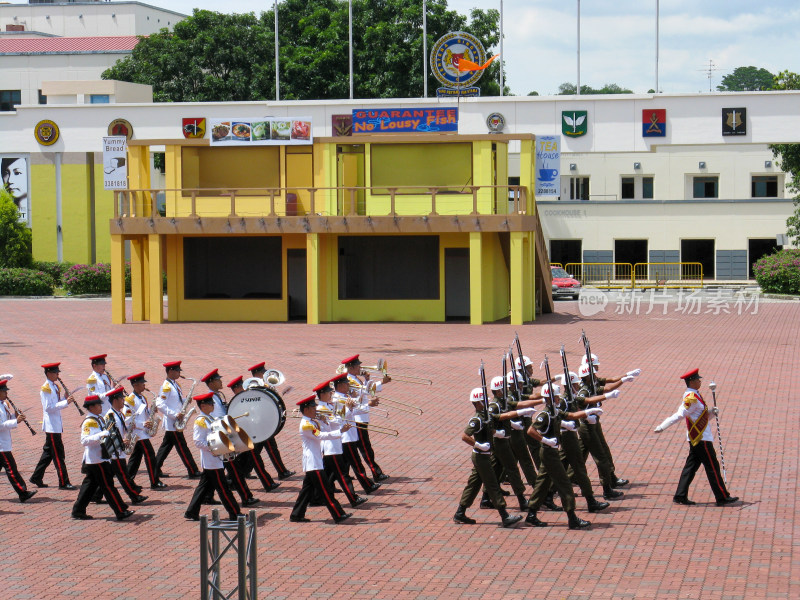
[227,386,286,444]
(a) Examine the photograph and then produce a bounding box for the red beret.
[107,385,125,398]
[194,392,214,403]
[163,361,182,369]
[41,362,61,370]
[296,394,317,407]
[313,380,332,394]
[127,372,146,383]
[680,368,701,381]
[227,375,244,389]
[201,368,220,383]
[83,394,102,408]
[331,373,348,385]
[341,354,360,366]
[0,379,8,390]
[248,362,266,373]
[89,354,107,362]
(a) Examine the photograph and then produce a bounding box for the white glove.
[561,420,577,431]
[516,407,535,417]
[627,369,642,377]
[509,420,524,431]
[653,425,663,433]
[0,373,12,381]
[493,429,507,439]
[473,441,491,452]
[586,415,598,424]
[99,430,110,439]
[622,376,635,383]
[711,406,719,416]
[605,390,620,399]
[585,407,604,417]
[541,436,558,448]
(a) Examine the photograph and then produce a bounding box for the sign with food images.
[209,117,313,146]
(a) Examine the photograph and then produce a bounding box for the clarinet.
[5,395,36,436]
[57,377,85,416]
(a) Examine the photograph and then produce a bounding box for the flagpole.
[423,0,428,98]
[576,0,581,96]
[655,0,659,93]
[499,0,504,96]
[349,0,353,99]
[275,0,280,101]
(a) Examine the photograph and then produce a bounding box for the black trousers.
[31,432,70,486]
[262,437,289,474]
[324,453,358,505]
[291,468,346,521]
[246,449,277,490]
[110,458,141,500]
[127,439,161,486]
[342,441,375,491]
[675,440,730,502]
[72,462,128,518]
[155,430,199,476]
[186,468,241,521]
[356,425,383,477]
[0,451,28,497]
[225,458,252,502]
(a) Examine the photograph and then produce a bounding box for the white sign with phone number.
[209,117,313,146]
[102,136,128,190]
[535,135,561,198]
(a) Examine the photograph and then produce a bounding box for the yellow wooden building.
[110,133,553,324]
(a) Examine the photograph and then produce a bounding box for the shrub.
[0,190,33,268]
[63,263,112,295]
[31,261,74,286]
[0,268,55,296]
[753,249,800,294]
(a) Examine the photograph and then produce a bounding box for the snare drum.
[227,387,286,443]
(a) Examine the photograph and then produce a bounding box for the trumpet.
[57,377,85,415]
[4,396,36,436]
[361,358,432,386]
[348,381,423,415]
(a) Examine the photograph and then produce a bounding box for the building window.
[642,177,654,199]
[752,176,778,198]
[0,90,21,112]
[693,176,718,199]
[38,89,47,105]
[621,177,635,199]
[569,177,589,200]
[89,94,110,104]
[622,175,655,200]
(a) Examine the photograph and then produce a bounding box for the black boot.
[603,485,623,500]
[587,497,610,512]
[567,511,591,530]
[517,494,528,512]
[453,505,476,524]
[542,493,563,511]
[499,509,523,528]
[525,510,547,527]
[611,476,629,488]
[479,492,494,509]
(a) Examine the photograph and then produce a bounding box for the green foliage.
[527,90,539,96]
[63,263,113,295]
[103,3,503,100]
[557,82,633,95]
[0,190,32,268]
[31,261,75,286]
[753,249,800,294]
[0,268,55,296]
[772,70,800,91]
[768,70,800,245]
[716,66,774,91]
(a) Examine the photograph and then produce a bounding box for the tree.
[769,70,800,245]
[0,190,32,268]
[103,2,503,101]
[557,82,632,95]
[717,66,774,91]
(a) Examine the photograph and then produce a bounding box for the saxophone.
[142,389,162,437]
[174,376,197,432]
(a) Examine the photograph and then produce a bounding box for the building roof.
[0,36,140,55]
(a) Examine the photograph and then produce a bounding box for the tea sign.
[535,136,561,198]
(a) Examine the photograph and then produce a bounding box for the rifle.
[542,354,556,418]
[560,344,575,410]
[509,346,523,400]
[580,330,597,396]
[479,360,490,419]
[514,332,531,388]
[501,352,509,412]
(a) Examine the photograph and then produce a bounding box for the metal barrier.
[564,263,634,289]
[632,262,704,289]
[200,509,257,600]
[550,262,563,268]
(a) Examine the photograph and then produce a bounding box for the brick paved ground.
[0,296,797,599]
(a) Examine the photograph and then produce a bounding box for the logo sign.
[486,112,505,133]
[722,107,746,136]
[209,117,312,146]
[108,119,133,140]
[562,111,587,137]
[34,120,59,146]
[102,136,128,190]
[535,135,560,198]
[642,109,666,137]
[436,87,480,98]
[332,114,352,137]
[182,118,206,139]
[430,31,486,89]
[352,108,458,134]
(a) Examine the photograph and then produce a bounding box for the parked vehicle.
[551,266,581,300]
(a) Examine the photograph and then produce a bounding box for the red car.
[550,266,581,300]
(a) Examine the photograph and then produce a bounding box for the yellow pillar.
[127,145,152,216]
[147,234,163,324]
[306,233,320,324]
[469,232,483,325]
[130,237,146,321]
[110,235,126,324]
[510,231,524,325]
[165,236,179,322]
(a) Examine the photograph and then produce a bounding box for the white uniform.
[0,402,18,452]
[299,415,340,472]
[125,392,154,440]
[193,415,223,470]
[658,388,714,443]
[318,399,344,456]
[334,391,367,444]
[40,379,69,433]
[347,374,380,425]
[157,379,184,432]
[87,370,113,414]
[81,415,109,464]
[210,391,227,419]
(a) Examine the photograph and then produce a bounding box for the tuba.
[175,376,197,432]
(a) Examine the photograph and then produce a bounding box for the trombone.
[289,409,399,437]
[361,358,432,386]
[349,381,423,416]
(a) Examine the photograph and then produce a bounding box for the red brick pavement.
[0,297,797,599]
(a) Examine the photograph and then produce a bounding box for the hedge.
[0,268,55,296]
[753,249,800,294]
[31,261,74,286]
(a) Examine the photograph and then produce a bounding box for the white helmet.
[469,387,485,403]
[541,382,561,398]
[559,371,580,386]
[490,376,505,392]
[506,371,517,385]
[514,355,533,370]
[581,353,599,367]
[579,363,593,378]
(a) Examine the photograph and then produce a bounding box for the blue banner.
[352,108,458,134]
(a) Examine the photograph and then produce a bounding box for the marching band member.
[654,369,738,507]
[106,386,148,504]
[185,393,242,522]
[0,379,36,502]
[71,394,134,520]
[315,378,367,508]
[202,369,259,507]
[155,361,200,479]
[289,394,351,523]
[30,362,77,490]
[332,374,380,494]
[86,354,114,413]
[124,373,166,489]
[247,362,294,479]
[228,376,280,493]
[343,354,389,481]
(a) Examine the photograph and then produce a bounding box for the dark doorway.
[287,249,307,320]
[614,239,647,279]
[445,248,470,321]
[681,239,715,279]
[549,239,582,269]
[748,238,781,279]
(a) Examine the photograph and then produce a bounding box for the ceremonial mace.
[708,381,727,483]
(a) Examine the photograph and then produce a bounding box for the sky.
[12,0,800,96]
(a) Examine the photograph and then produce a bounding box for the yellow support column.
[110,235,126,324]
[130,237,145,321]
[510,231,524,325]
[306,233,320,324]
[469,232,483,325]
[147,234,164,324]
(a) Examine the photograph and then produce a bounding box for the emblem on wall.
[722,108,746,136]
[486,112,505,133]
[642,109,666,137]
[34,120,60,146]
[332,114,352,137]
[430,31,485,96]
[562,111,587,137]
[108,119,133,140]
[182,118,206,139]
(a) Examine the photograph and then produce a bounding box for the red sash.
[685,392,708,446]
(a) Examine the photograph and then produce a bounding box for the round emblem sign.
[34,120,60,146]
[430,31,486,88]
[486,112,506,133]
[108,118,133,140]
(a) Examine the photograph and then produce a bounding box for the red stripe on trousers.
[703,442,726,497]
[252,453,275,486]
[265,440,286,472]
[99,464,125,513]
[346,444,367,478]
[1,453,24,493]
[212,469,238,514]
[315,470,341,517]
[51,433,67,485]
[174,432,196,474]
[141,442,157,485]
[359,429,378,473]
[333,456,356,503]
